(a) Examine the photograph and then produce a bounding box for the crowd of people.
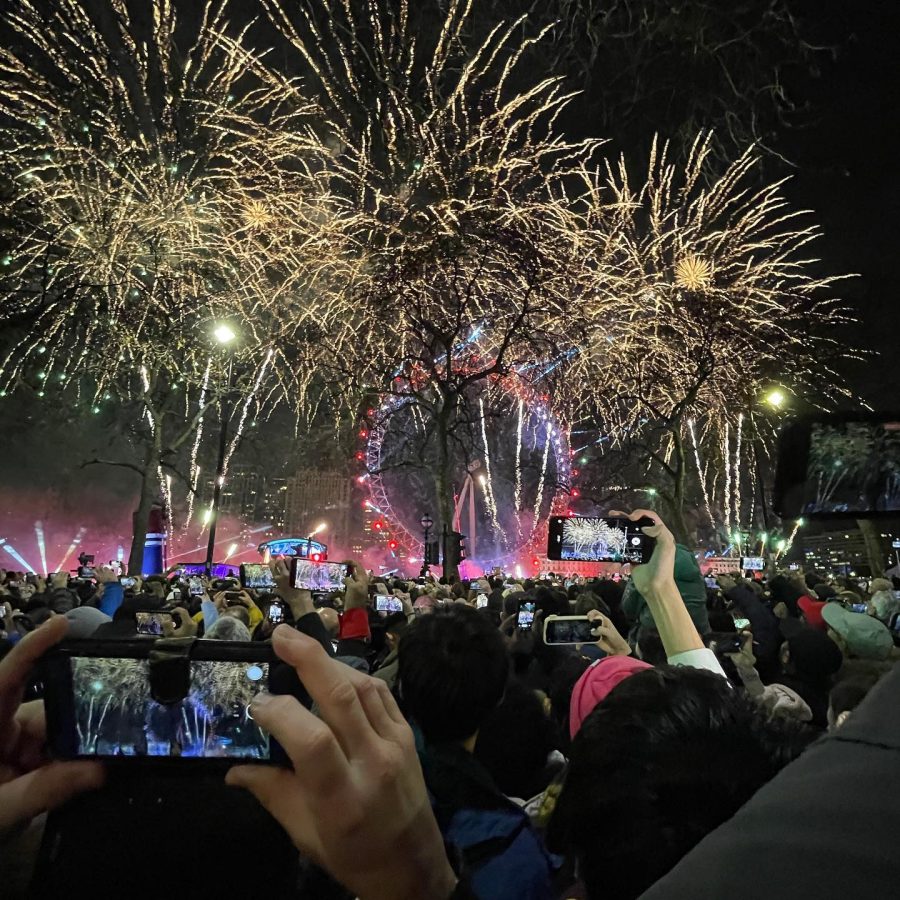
[1,508,899,898]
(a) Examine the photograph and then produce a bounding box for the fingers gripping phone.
[39,640,284,765]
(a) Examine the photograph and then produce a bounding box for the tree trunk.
[857,518,888,577]
[434,406,458,579]
[128,438,161,576]
[665,425,691,546]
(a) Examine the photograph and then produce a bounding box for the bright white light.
[765,388,786,409]
[225,542,239,560]
[213,323,236,345]
[309,522,327,537]
[203,509,213,525]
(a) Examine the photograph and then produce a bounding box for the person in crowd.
[371,611,408,691]
[827,674,879,730]
[867,576,900,622]
[204,616,251,641]
[548,511,816,898]
[621,540,710,645]
[822,602,895,661]
[397,603,556,898]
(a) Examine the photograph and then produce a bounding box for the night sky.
[1,0,899,547]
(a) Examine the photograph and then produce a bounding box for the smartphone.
[543,616,596,645]
[240,563,276,591]
[704,576,719,589]
[135,612,174,636]
[290,558,349,592]
[711,633,745,655]
[732,617,751,630]
[774,413,900,518]
[546,515,656,564]
[40,640,281,764]
[475,593,489,609]
[224,591,245,606]
[188,576,205,596]
[849,602,868,614]
[120,576,137,589]
[78,566,96,579]
[517,599,536,630]
[375,596,403,613]
[788,562,801,571]
[266,600,285,624]
[740,557,765,572]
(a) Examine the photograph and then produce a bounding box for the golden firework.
[674,254,714,290]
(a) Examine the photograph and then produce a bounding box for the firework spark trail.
[514,398,524,514]
[734,413,743,530]
[532,430,552,534]
[479,398,503,540]
[185,358,212,529]
[34,521,48,574]
[784,519,802,554]
[688,420,714,527]
[223,350,273,477]
[56,526,87,573]
[723,420,732,534]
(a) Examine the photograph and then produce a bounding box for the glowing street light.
[213,323,237,345]
[764,388,786,410]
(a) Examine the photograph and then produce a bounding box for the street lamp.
[420,514,434,576]
[764,388,786,410]
[213,323,237,345]
[205,323,238,573]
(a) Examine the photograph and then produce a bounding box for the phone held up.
[546,515,656,565]
[290,558,349,593]
[39,640,285,767]
[517,599,536,631]
[375,595,403,613]
[543,615,596,645]
[239,563,276,591]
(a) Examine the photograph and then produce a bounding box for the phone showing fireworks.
[42,647,274,762]
[546,515,655,565]
[290,559,348,592]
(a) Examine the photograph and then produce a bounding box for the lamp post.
[420,514,434,576]
[205,323,237,574]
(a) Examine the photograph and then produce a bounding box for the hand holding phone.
[516,599,536,630]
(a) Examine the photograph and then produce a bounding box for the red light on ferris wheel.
[373,520,383,531]
[388,539,398,550]
[532,558,540,568]
[355,451,365,461]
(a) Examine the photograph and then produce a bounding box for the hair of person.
[476,607,501,629]
[398,604,509,744]
[635,628,667,666]
[474,679,557,800]
[382,611,408,635]
[205,616,251,641]
[534,586,569,619]
[769,575,802,616]
[547,652,592,753]
[221,605,251,628]
[549,666,814,900]
[574,591,610,618]
[707,609,736,633]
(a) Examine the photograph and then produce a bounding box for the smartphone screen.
[120,577,136,589]
[740,557,765,572]
[266,601,284,624]
[41,645,275,761]
[240,564,276,591]
[849,603,868,614]
[290,559,348,592]
[517,600,536,630]
[732,617,751,630]
[543,617,596,644]
[188,576,204,596]
[475,593,489,609]
[135,612,174,636]
[375,596,403,613]
[704,576,719,589]
[78,566,96,579]
[546,516,656,564]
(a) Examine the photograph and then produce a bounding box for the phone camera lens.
[245,665,263,682]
